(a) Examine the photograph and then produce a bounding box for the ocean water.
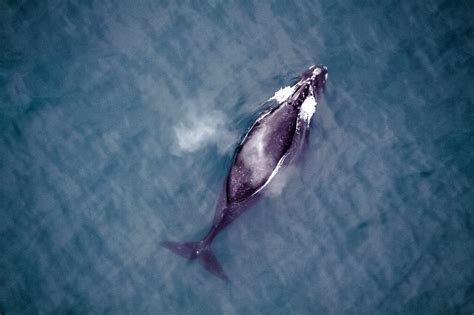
[1,0,473,313]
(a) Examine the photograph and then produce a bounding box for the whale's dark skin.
[162,65,328,280]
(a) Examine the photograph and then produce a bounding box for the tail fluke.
[161,241,199,259]
[161,240,228,281]
[198,247,228,280]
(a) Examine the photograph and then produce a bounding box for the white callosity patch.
[298,95,317,125]
[173,110,235,155]
[269,85,295,103]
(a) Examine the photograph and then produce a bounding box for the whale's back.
[227,103,299,203]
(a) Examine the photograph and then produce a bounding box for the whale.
[162,65,328,280]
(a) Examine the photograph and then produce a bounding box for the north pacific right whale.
[162,65,328,280]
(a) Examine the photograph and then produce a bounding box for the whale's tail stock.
[160,240,228,281]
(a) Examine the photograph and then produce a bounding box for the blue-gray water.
[1,1,473,314]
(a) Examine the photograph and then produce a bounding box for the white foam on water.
[264,165,297,197]
[252,154,287,197]
[173,110,235,155]
[269,85,295,103]
[298,95,317,124]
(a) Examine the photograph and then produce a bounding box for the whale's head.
[279,65,327,124]
[288,65,328,107]
[300,65,328,99]
[269,65,328,109]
